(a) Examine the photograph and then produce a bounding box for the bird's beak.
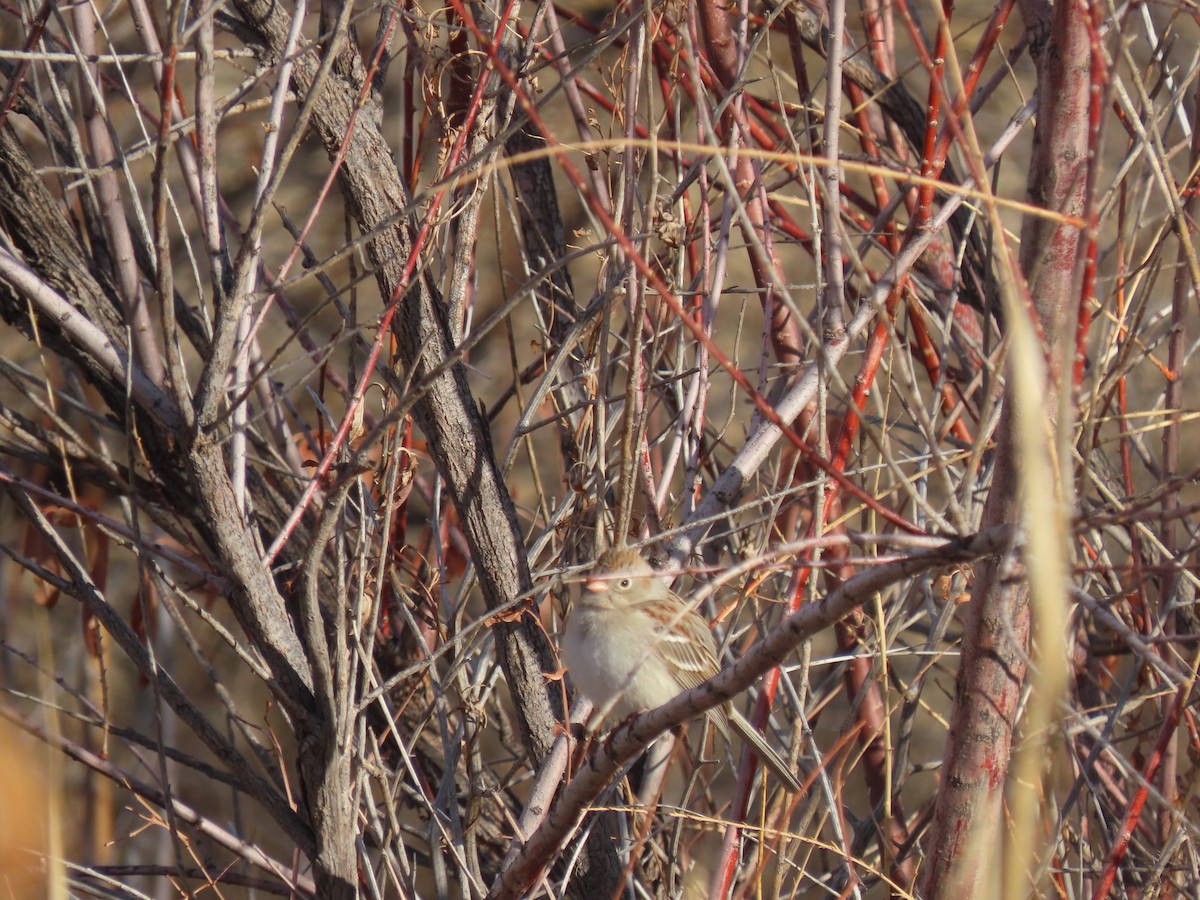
[583,577,607,594]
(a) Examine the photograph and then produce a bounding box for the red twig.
[267,0,519,563]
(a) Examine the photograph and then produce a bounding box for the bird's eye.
[618,578,632,589]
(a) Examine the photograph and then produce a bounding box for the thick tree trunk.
[921,0,1091,892]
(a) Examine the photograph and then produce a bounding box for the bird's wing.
[646,593,722,693]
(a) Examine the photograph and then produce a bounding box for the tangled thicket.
[0,0,1196,897]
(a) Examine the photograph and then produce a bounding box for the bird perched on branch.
[562,547,800,792]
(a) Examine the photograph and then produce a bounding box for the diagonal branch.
[490,526,1015,899]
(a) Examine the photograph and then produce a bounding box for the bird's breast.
[562,607,679,719]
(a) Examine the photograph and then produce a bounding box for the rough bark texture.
[0,126,317,859]
[228,0,573,891]
[921,0,1090,892]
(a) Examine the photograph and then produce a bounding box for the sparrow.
[562,547,800,791]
